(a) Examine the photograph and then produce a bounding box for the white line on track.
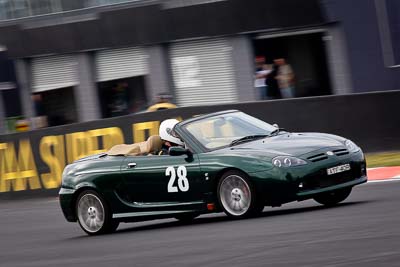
[367,178,400,183]
[367,167,384,171]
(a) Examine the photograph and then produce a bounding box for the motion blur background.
[0,0,399,133]
[1,4,400,267]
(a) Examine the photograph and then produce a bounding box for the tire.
[174,212,200,223]
[313,187,352,207]
[75,190,119,235]
[217,170,263,218]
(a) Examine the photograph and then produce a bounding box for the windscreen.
[183,112,276,150]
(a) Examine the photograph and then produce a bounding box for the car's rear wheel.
[217,170,263,218]
[313,187,352,206]
[76,190,119,235]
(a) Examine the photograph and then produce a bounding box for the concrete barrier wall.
[0,91,399,196]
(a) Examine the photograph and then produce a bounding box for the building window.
[0,0,30,20]
[33,87,78,127]
[0,0,62,20]
[0,0,142,20]
[252,32,332,100]
[84,0,107,8]
[30,0,61,16]
[97,77,147,118]
[12,0,31,18]
[84,0,140,8]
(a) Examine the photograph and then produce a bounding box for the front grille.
[299,162,362,192]
[302,172,354,190]
[307,148,350,162]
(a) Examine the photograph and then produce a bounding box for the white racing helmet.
[159,119,183,146]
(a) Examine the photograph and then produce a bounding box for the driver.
[158,119,184,155]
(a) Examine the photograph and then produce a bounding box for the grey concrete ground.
[1,181,400,267]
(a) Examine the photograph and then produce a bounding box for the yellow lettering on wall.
[133,121,160,143]
[87,127,124,154]
[0,140,41,192]
[40,135,65,189]
[66,127,125,163]
[66,132,89,164]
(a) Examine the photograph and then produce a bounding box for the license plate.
[327,164,351,175]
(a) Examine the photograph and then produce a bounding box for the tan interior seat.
[106,135,162,156]
[139,135,163,155]
[106,144,141,156]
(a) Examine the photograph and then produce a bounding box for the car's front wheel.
[76,190,119,235]
[313,187,352,206]
[217,170,263,218]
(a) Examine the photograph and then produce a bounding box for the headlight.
[345,139,360,152]
[272,156,307,168]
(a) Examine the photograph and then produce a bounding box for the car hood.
[218,132,346,158]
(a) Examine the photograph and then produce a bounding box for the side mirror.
[169,147,191,156]
[272,123,279,128]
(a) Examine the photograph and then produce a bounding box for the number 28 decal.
[166,166,189,193]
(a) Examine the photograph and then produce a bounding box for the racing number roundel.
[166,166,189,193]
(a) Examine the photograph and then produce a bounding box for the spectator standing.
[265,61,281,99]
[110,82,129,117]
[32,94,48,128]
[254,56,270,100]
[275,58,295,98]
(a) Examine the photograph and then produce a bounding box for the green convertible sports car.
[59,110,367,235]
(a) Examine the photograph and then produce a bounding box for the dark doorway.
[34,87,78,127]
[253,32,332,97]
[97,76,147,118]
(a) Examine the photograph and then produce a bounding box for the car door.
[120,153,206,210]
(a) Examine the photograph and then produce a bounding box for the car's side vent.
[333,148,349,156]
[307,153,328,162]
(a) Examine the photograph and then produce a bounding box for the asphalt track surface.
[1,181,400,267]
